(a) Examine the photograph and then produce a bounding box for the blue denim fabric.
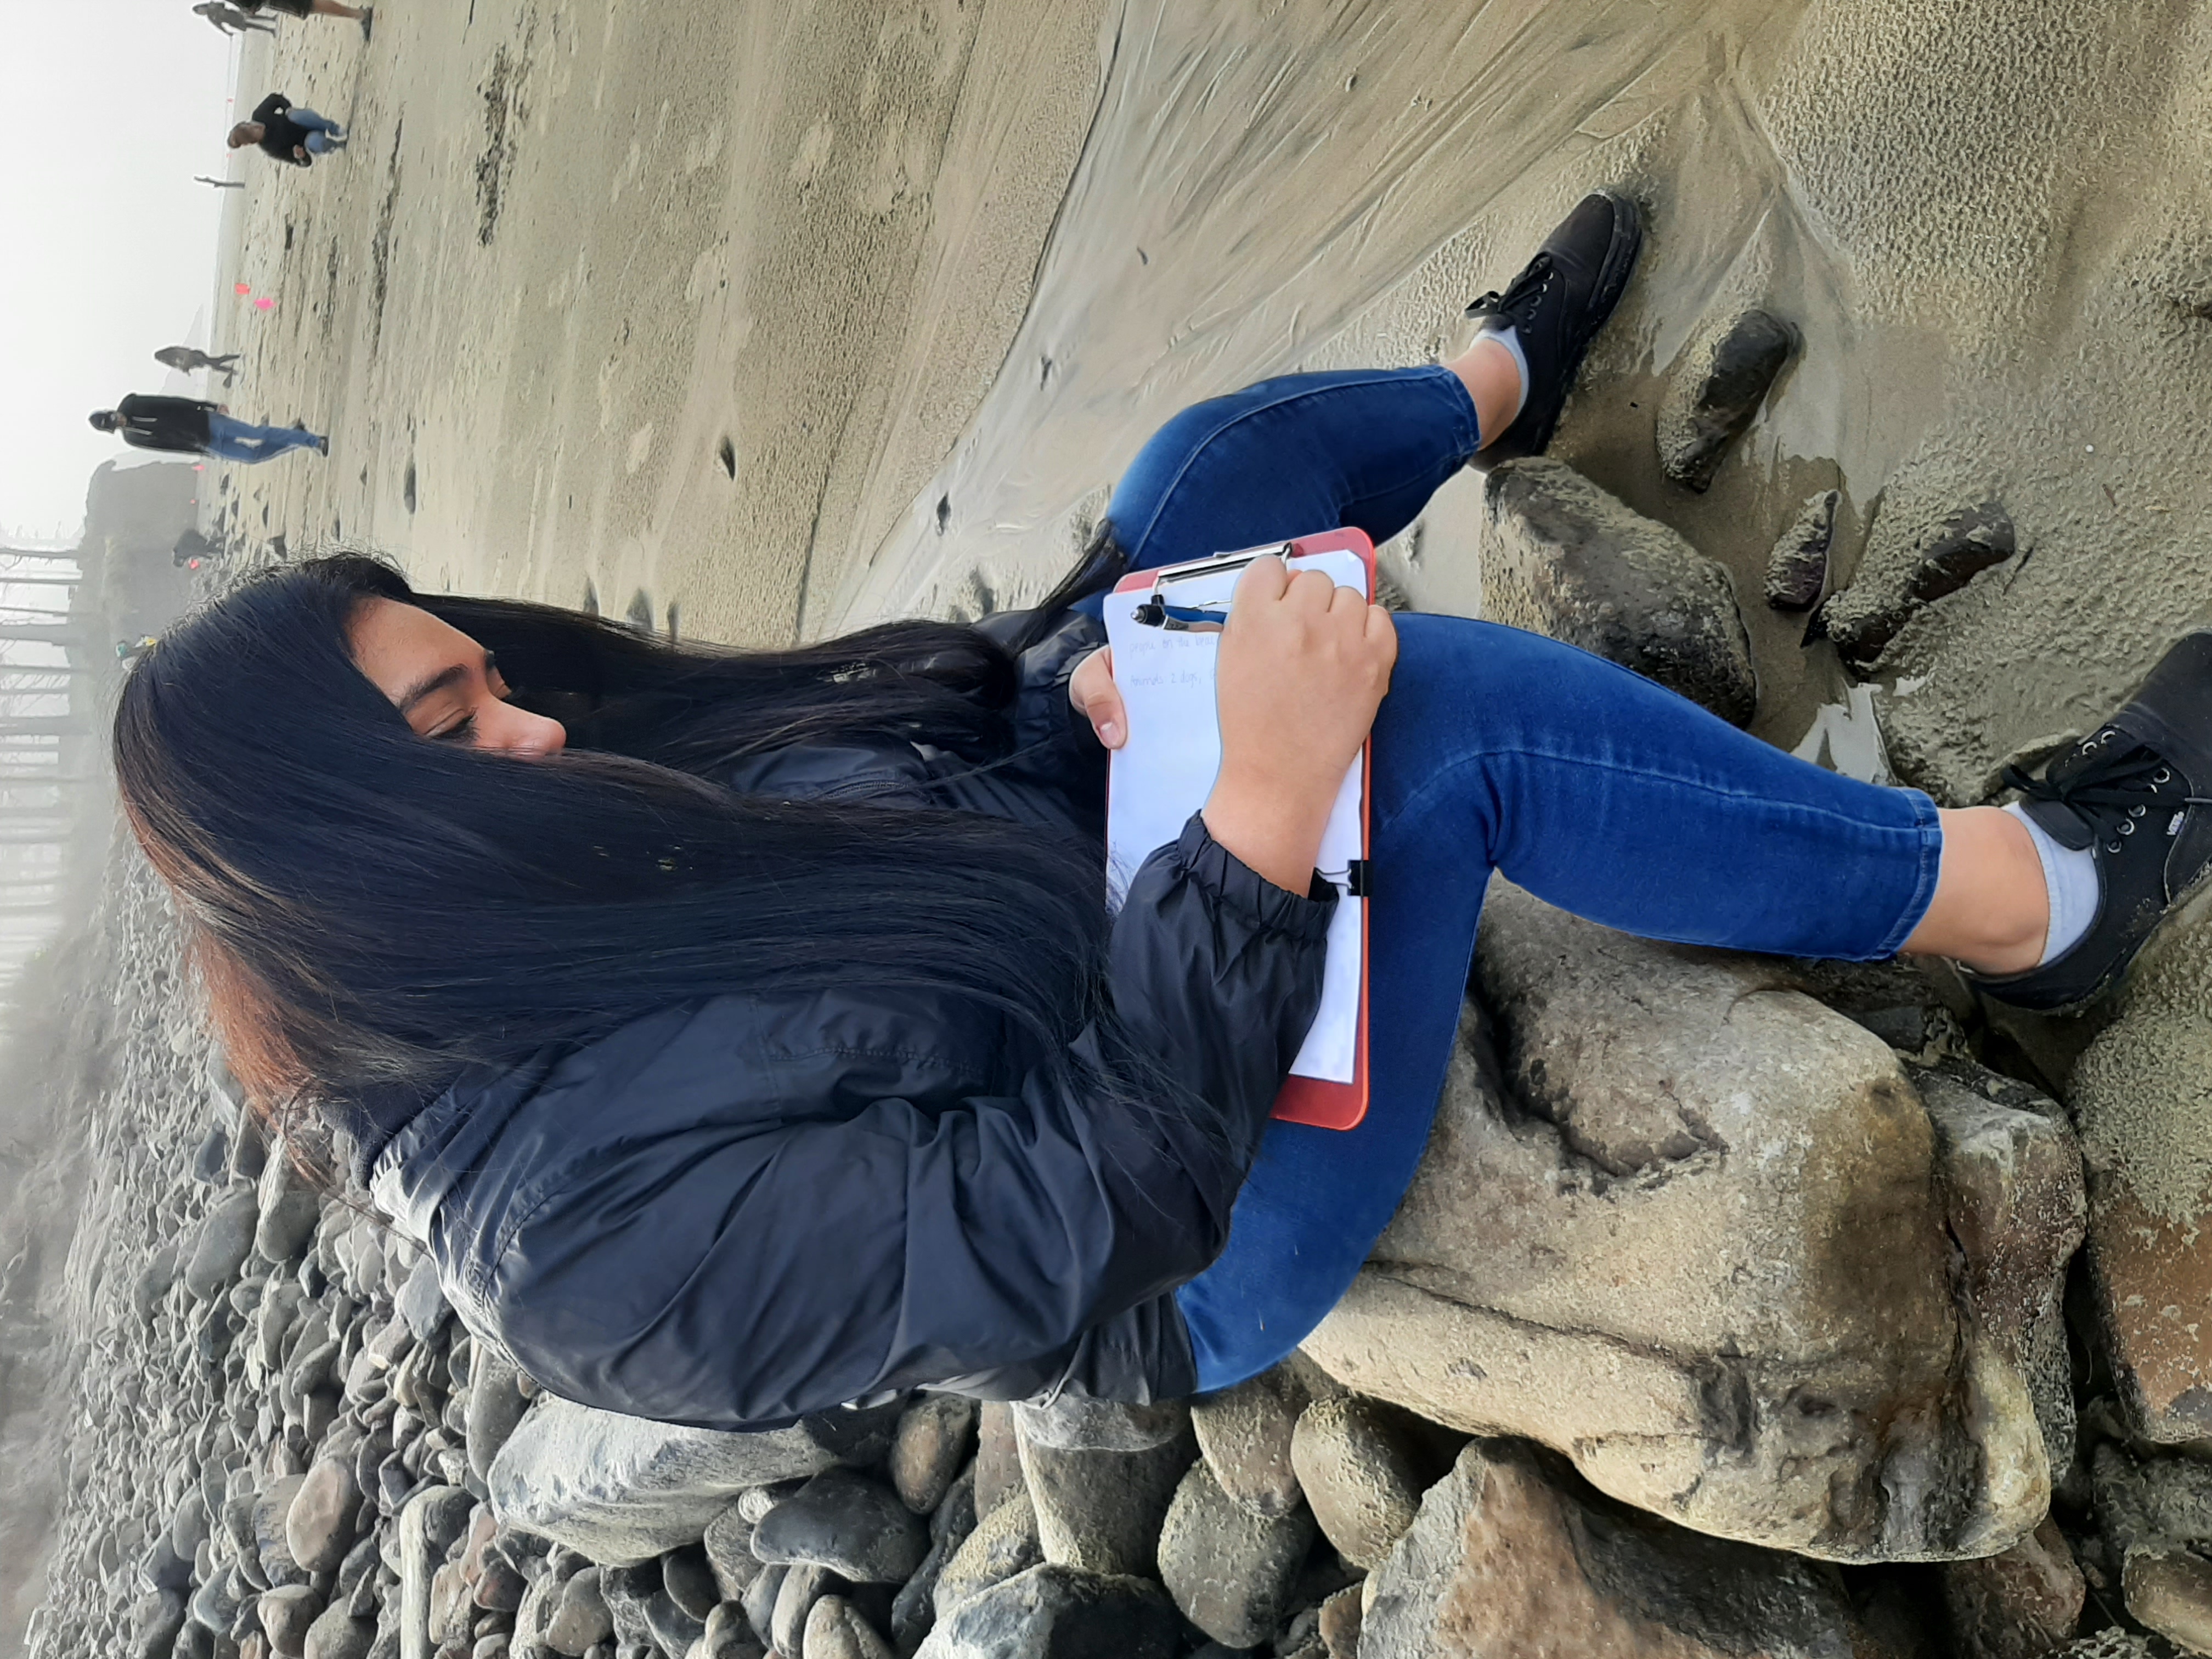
[1121,367,1945,1391]
[204,414,324,463]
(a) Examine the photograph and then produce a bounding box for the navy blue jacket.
[368,611,1334,1427]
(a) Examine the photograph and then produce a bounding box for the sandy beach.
[18,0,2212,1652]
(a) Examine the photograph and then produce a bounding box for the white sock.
[1475,323,1530,424]
[2003,802,2101,966]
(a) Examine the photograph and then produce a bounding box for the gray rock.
[1656,307,1798,492]
[287,1456,362,1576]
[1189,1357,1333,1521]
[1819,500,2016,668]
[1481,458,1756,726]
[1764,488,1838,611]
[395,1258,453,1345]
[797,1398,907,1467]
[193,1125,232,1184]
[802,1595,895,1659]
[1287,1396,1426,1571]
[1007,1397,1187,1452]
[699,1599,768,1659]
[1302,883,2062,1563]
[542,1566,613,1657]
[1317,1584,1361,1659]
[302,1601,376,1659]
[772,1564,843,1656]
[1917,1061,2086,1480]
[913,1565,1181,1659]
[464,1351,529,1481]
[397,1486,476,1659]
[645,1585,707,1657]
[261,1584,325,1656]
[597,1560,660,1652]
[654,1543,716,1623]
[486,1397,842,1564]
[2092,1442,2212,1653]
[185,1189,262,1301]
[1154,1460,1316,1649]
[1361,1439,1880,1657]
[256,1152,323,1265]
[890,1396,978,1515]
[134,1243,181,1323]
[1940,1516,2086,1659]
[700,1504,761,1603]
[128,1587,187,1659]
[190,1568,247,1635]
[893,1468,977,1651]
[255,1474,311,1588]
[1015,1410,1192,1577]
[934,1493,1042,1618]
[753,1469,930,1584]
[972,1403,1024,1518]
[741,1562,788,1649]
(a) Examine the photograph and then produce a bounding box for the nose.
[483,702,567,758]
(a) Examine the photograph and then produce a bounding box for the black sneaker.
[1463,190,1643,460]
[1972,630,2212,1011]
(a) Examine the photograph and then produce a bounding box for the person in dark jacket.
[229,93,347,167]
[232,0,372,31]
[89,396,326,463]
[109,196,2212,1428]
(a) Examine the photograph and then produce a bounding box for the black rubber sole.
[1475,190,1644,461]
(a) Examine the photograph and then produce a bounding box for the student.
[88,395,325,464]
[229,94,347,168]
[193,2,278,35]
[232,0,371,35]
[112,196,2212,1426]
[155,345,242,386]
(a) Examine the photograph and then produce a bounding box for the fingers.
[1087,681,1128,749]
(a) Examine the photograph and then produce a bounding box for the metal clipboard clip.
[1129,543,1295,631]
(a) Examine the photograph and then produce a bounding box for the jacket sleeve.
[974,606,1108,811]
[253,93,289,119]
[479,815,1332,1429]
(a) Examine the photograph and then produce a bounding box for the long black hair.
[111,540,1210,1183]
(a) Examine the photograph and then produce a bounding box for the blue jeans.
[291,109,345,153]
[1128,367,1945,1391]
[204,414,324,463]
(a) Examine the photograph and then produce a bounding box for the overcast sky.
[0,6,238,543]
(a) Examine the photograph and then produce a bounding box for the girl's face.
[348,597,567,758]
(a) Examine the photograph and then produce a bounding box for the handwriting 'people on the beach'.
[88,396,326,465]
[154,346,241,386]
[231,0,372,34]
[191,2,277,34]
[229,94,347,168]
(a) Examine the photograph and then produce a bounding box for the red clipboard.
[1110,527,1372,1131]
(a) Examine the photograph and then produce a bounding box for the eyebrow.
[396,650,496,717]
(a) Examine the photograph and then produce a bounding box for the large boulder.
[1302,882,2074,1562]
[1361,1438,1893,1657]
[486,1396,844,1564]
[1480,456,1756,726]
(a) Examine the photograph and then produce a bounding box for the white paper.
[1104,549,1365,1084]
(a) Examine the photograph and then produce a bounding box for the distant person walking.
[192,2,277,33]
[87,396,326,465]
[155,345,242,386]
[230,94,347,168]
[233,0,373,35]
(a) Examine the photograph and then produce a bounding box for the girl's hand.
[1069,646,1126,749]
[1203,556,1396,891]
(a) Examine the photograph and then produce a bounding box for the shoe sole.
[1482,190,1644,460]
